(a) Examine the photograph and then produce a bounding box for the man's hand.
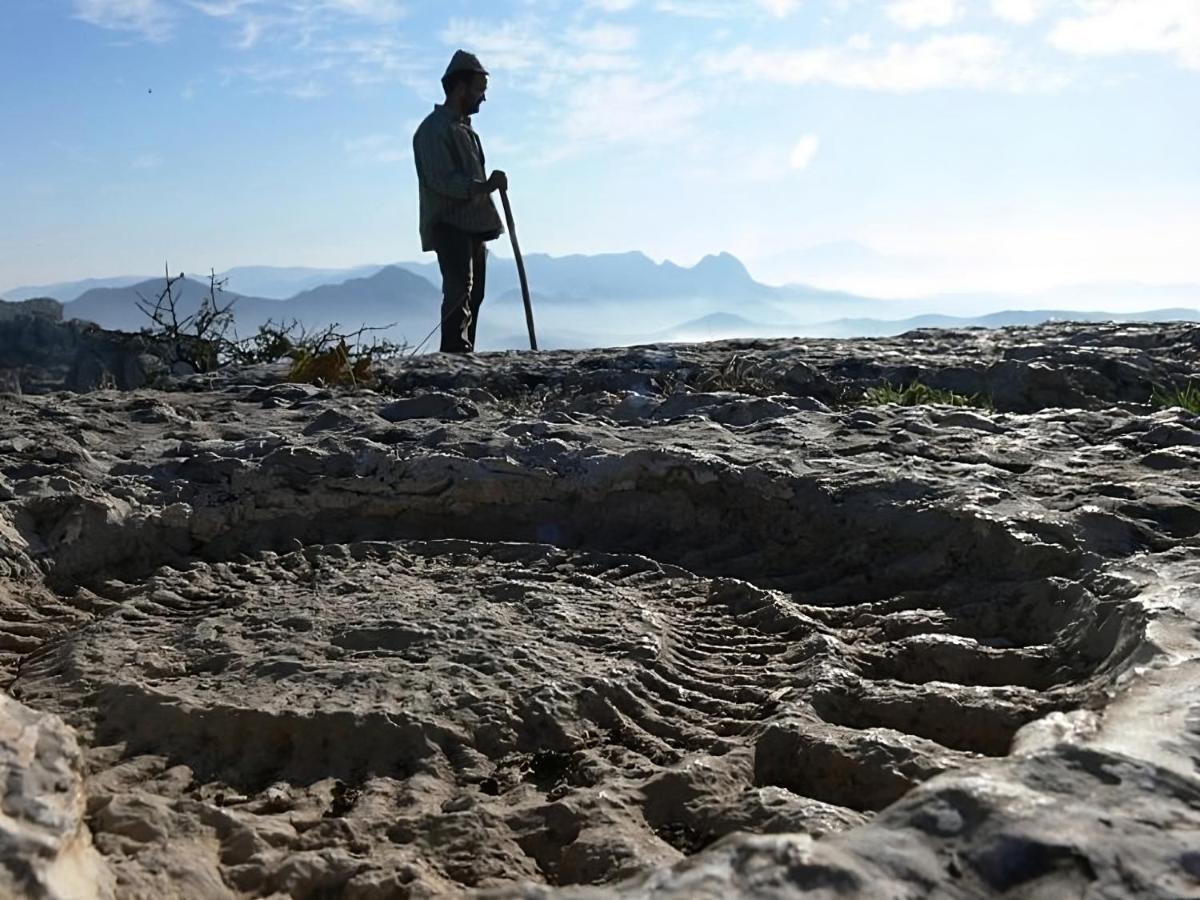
[486,169,508,193]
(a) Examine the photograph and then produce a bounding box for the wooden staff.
[499,187,537,351]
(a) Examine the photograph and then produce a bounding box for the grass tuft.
[1151,381,1200,413]
[863,381,990,409]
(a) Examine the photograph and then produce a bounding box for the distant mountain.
[16,248,799,310]
[4,275,150,303]
[412,251,878,335]
[673,312,758,331]
[31,251,836,350]
[401,251,776,303]
[64,266,441,346]
[5,266,397,307]
[507,306,1200,351]
[281,266,440,344]
[923,283,1200,318]
[218,264,386,300]
[805,307,1200,339]
[65,277,254,331]
[17,251,1200,353]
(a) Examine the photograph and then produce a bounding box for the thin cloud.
[287,80,328,99]
[585,0,637,10]
[438,13,681,162]
[653,1,735,17]
[193,0,407,22]
[677,131,820,185]
[312,34,421,83]
[566,23,638,54]
[439,17,553,73]
[789,135,820,170]
[989,0,1056,25]
[74,0,416,101]
[325,0,407,23]
[73,0,175,41]
[1049,0,1200,71]
[221,60,336,98]
[562,23,640,73]
[654,0,802,18]
[548,73,702,161]
[439,15,640,91]
[885,0,963,30]
[705,33,1064,93]
[75,0,380,46]
[187,0,255,15]
[237,18,263,49]
[759,0,802,17]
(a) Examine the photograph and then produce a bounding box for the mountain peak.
[693,252,751,278]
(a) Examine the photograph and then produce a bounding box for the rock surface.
[0,321,1199,897]
[0,693,113,899]
[0,303,210,395]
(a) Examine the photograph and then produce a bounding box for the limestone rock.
[0,693,113,899]
[0,368,21,395]
[379,391,479,421]
[0,321,1197,897]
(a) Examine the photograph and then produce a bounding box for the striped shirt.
[412,104,504,252]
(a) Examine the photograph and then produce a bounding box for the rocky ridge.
[1,321,1199,897]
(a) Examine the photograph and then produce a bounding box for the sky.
[1,0,1199,300]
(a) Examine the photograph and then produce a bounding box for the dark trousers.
[432,224,487,353]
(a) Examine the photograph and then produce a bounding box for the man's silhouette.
[412,50,508,353]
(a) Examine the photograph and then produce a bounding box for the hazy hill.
[218,265,386,299]
[14,251,1200,353]
[435,251,883,337]
[925,283,1200,317]
[5,275,149,303]
[63,266,441,345]
[282,266,440,345]
[800,307,1200,339]
[36,251,878,343]
[11,253,1200,330]
[13,250,813,316]
[65,277,254,331]
[574,307,1200,349]
[396,251,773,300]
[4,269,391,305]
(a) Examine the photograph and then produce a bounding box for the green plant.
[1151,381,1200,413]
[693,353,775,395]
[651,368,685,397]
[492,382,583,417]
[652,353,776,398]
[863,380,991,408]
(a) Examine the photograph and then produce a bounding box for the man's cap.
[443,50,488,82]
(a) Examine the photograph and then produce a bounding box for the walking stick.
[499,187,538,351]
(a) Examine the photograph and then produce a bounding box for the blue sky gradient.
[2,0,1198,299]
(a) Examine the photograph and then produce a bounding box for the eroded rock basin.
[2,323,1200,898]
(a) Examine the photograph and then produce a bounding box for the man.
[412,50,508,353]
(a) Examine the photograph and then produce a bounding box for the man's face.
[465,74,488,115]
